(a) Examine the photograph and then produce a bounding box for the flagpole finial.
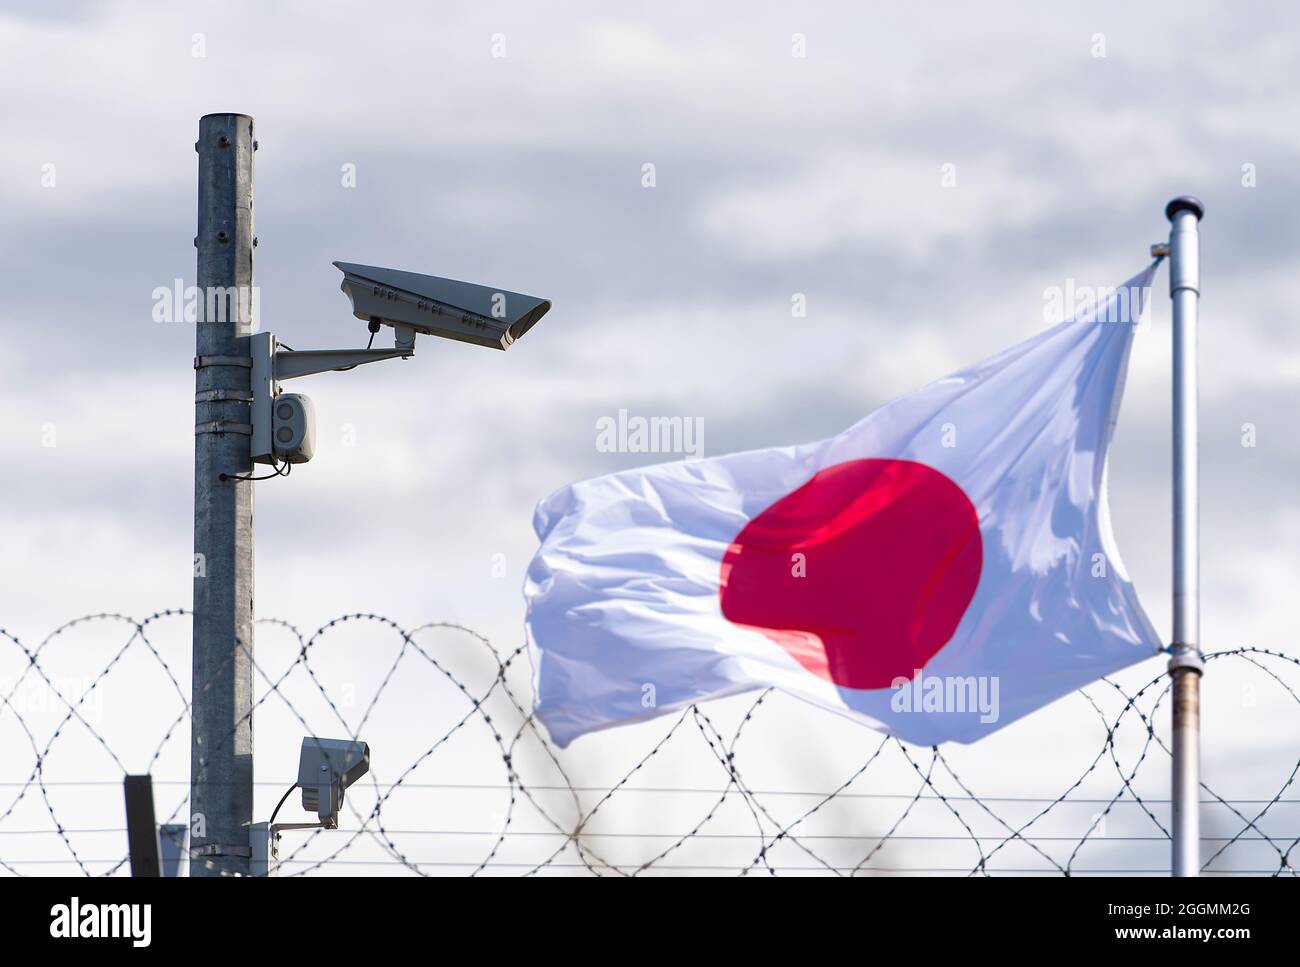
[1166,196,1204,221]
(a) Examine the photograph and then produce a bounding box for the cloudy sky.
[1,2,1297,874]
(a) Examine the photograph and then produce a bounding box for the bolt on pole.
[1165,195,1205,878]
[191,113,257,876]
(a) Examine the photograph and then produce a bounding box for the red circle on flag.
[719,458,982,690]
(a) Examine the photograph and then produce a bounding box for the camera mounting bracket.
[250,328,416,464]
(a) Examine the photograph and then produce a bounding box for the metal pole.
[123,774,161,877]
[191,113,257,876]
[1166,195,1204,877]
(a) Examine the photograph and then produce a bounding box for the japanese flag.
[524,264,1162,747]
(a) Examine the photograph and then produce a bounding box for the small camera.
[297,736,369,829]
[272,393,315,464]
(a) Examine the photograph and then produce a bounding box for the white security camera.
[334,261,551,350]
[271,393,315,464]
[297,736,369,829]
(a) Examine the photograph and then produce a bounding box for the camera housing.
[334,261,551,350]
[272,393,315,464]
[297,737,370,829]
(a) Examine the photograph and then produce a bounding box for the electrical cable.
[220,461,291,482]
[268,783,299,826]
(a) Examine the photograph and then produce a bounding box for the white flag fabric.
[525,264,1162,748]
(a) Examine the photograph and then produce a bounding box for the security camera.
[297,736,369,829]
[246,262,551,468]
[334,261,551,350]
[271,393,315,464]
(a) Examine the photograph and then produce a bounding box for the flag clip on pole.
[1165,195,1205,878]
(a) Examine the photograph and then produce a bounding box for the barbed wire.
[0,610,1296,876]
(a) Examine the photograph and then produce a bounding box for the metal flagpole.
[1165,195,1205,877]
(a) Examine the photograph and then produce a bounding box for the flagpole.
[1165,195,1205,877]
